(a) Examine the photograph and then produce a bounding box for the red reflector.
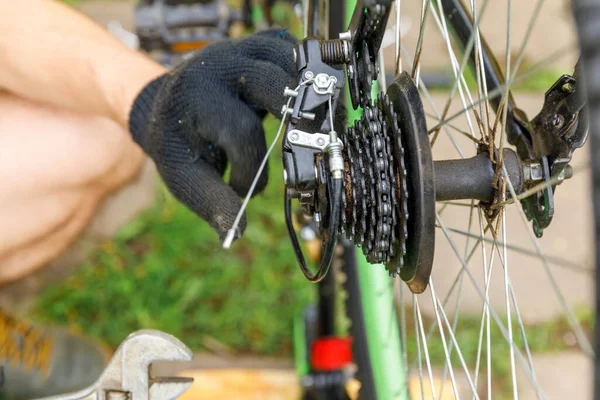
[310,337,353,371]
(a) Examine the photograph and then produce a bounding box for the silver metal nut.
[339,30,352,41]
[304,71,314,80]
[315,73,329,87]
[290,133,299,141]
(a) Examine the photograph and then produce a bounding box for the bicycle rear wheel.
[327,0,597,398]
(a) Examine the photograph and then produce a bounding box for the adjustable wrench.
[37,330,194,400]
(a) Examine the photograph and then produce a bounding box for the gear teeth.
[340,93,409,267]
[378,93,409,269]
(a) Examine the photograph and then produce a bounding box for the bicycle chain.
[340,93,409,270]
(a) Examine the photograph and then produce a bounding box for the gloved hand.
[129,30,299,242]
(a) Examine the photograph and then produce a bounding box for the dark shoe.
[0,309,109,399]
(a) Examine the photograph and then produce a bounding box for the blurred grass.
[34,117,315,356]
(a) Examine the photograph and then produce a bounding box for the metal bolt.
[314,212,321,223]
[299,111,316,120]
[315,74,329,87]
[299,192,313,203]
[316,138,325,146]
[106,391,131,400]
[284,87,299,97]
[562,81,574,93]
[524,162,543,182]
[281,105,293,116]
[304,71,314,80]
[339,30,352,41]
[550,114,564,129]
[290,132,299,141]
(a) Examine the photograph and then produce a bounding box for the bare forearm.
[0,0,166,127]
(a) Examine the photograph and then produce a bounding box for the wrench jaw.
[33,330,194,400]
[149,378,193,400]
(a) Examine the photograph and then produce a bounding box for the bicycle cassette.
[339,72,435,293]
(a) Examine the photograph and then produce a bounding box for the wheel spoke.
[499,209,519,399]
[397,279,409,397]
[431,280,482,398]
[484,211,544,398]
[424,111,484,145]
[472,208,492,399]
[442,226,592,274]
[414,295,428,399]
[436,213,550,398]
[501,165,595,357]
[470,0,492,144]
[438,202,475,398]
[428,0,493,142]
[395,0,402,75]
[411,0,432,84]
[401,46,467,159]
[427,43,577,134]
[429,1,480,144]
[429,280,464,399]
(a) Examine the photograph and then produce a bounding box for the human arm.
[0,0,166,127]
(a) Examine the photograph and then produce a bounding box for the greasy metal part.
[285,178,343,283]
[282,37,346,283]
[288,129,332,151]
[319,39,350,64]
[523,156,554,237]
[386,72,435,294]
[283,39,345,193]
[327,139,345,179]
[37,330,193,400]
[530,73,588,176]
[434,149,524,202]
[340,96,405,267]
[378,93,409,271]
[522,71,587,237]
[345,0,393,108]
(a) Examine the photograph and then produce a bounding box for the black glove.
[129,30,299,242]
